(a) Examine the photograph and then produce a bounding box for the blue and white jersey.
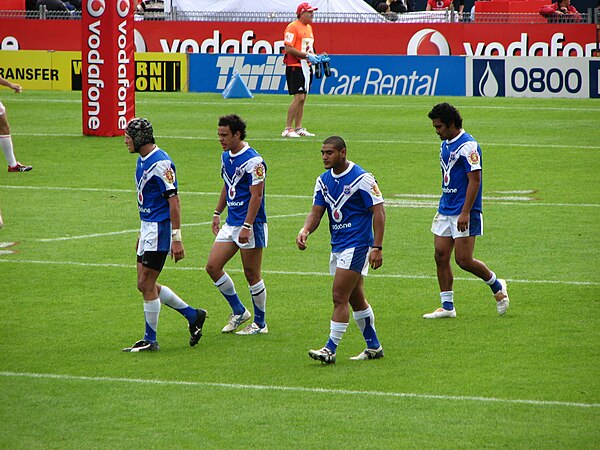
[221,143,267,226]
[313,161,384,253]
[135,146,177,223]
[438,130,483,216]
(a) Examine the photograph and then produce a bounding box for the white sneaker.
[308,347,336,364]
[295,127,315,137]
[423,307,457,319]
[221,309,251,333]
[235,322,268,335]
[281,128,301,138]
[495,279,510,315]
[350,346,384,361]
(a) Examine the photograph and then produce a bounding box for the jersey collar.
[446,129,465,144]
[228,142,250,157]
[331,161,354,178]
[140,145,158,161]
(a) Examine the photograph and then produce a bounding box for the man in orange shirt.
[282,2,321,138]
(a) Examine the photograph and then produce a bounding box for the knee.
[434,249,449,265]
[136,278,149,294]
[455,255,473,271]
[331,287,348,307]
[243,267,261,286]
[205,263,217,279]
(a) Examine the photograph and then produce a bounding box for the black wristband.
[242,222,252,230]
[371,246,382,250]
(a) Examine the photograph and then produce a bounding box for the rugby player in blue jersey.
[206,114,269,335]
[297,136,385,364]
[424,103,509,319]
[122,118,207,352]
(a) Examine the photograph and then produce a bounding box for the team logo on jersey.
[322,185,328,196]
[235,167,244,178]
[371,182,382,197]
[343,185,351,195]
[163,167,175,184]
[254,163,265,180]
[332,208,343,223]
[467,149,480,165]
[229,186,236,199]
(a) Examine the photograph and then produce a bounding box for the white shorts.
[136,220,171,256]
[0,101,5,116]
[216,222,268,249]
[329,246,370,276]
[431,212,483,239]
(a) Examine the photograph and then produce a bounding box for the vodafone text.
[84,0,131,131]
[85,19,104,130]
[116,18,131,129]
[464,32,597,57]
[331,222,352,231]
[160,30,285,54]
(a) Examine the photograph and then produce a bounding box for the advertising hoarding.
[467,56,600,98]
[0,19,596,57]
[189,54,466,96]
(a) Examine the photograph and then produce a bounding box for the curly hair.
[218,114,247,140]
[427,102,463,129]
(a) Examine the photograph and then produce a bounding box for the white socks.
[0,135,17,167]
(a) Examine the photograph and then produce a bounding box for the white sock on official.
[0,135,17,167]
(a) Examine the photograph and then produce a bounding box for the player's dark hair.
[218,114,247,140]
[428,102,463,129]
[323,135,346,151]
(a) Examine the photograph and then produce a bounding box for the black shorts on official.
[137,251,168,272]
[286,65,312,95]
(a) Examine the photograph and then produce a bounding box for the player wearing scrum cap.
[122,117,207,352]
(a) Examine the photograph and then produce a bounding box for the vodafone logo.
[87,0,105,17]
[407,29,451,56]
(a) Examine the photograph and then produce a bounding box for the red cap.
[296,2,318,15]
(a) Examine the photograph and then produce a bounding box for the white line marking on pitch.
[0,259,597,286]
[33,213,305,242]
[2,185,599,208]
[1,371,598,409]
[10,132,600,150]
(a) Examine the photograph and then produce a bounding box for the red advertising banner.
[1,19,597,57]
[81,0,135,136]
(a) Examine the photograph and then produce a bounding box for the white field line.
[0,259,597,286]
[33,213,305,243]
[11,97,600,113]
[10,132,600,150]
[1,371,598,409]
[1,185,599,208]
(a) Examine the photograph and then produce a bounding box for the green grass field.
[0,91,599,449]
